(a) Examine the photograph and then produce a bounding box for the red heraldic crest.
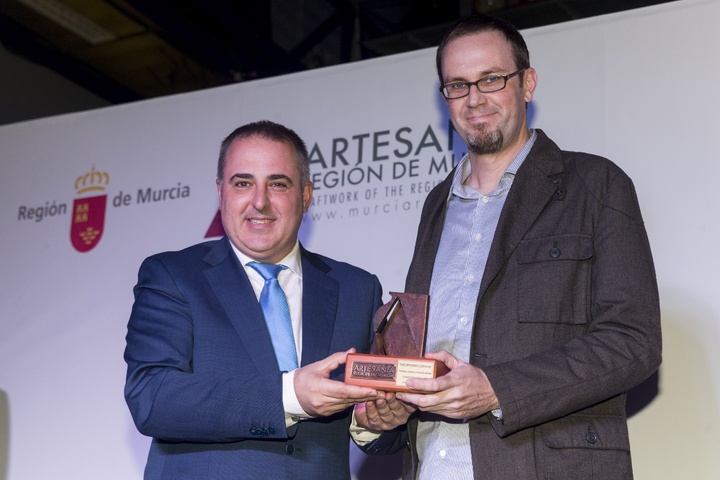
[71,195,107,252]
[71,166,110,253]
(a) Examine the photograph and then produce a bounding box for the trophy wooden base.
[344,353,449,392]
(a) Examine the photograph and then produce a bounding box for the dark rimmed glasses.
[440,68,527,99]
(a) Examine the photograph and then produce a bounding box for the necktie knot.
[248,262,287,282]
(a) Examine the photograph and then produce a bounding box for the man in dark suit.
[354,14,661,479]
[124,120,383,479]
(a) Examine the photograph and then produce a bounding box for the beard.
[466,123,503,155]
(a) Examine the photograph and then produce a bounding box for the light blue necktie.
[247,262,298,371]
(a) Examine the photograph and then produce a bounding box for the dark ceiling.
[0,0,675,105]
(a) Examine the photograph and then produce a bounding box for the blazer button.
[549,247,561,258]
[586,431,598,444]
[286,444,295,455]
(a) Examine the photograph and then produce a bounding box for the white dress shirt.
[230,241,311,427]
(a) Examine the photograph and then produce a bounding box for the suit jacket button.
[286,444,295,455]
[586,431,598,444]
[268,427,276,435]
[549,247,561,258]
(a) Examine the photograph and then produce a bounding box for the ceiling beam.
[0,12,141,103]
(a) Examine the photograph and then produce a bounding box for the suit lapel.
[478,131,566,300]
[405,174,453,294]
[299,249,339,366]
[202,238,279,372]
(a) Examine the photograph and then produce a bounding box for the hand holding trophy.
[345,292,448,392]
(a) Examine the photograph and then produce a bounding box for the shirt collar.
[451,129,537,199]
[230,240,303,279]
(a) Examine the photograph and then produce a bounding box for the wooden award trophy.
[345,292,449,392]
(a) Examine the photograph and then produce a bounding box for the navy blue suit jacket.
[124,237,382,479]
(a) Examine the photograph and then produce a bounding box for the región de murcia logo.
[70,166,109,252]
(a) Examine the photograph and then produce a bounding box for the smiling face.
[442,30,536,158]
[217,135,313,264]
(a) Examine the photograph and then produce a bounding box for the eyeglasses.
[440,68,527,99]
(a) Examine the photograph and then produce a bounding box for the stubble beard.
[466,123,503,156]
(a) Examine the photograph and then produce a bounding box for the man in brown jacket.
[354,14,661,480]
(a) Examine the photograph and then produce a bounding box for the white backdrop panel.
[1,1,719,479]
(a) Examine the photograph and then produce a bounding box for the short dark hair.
[436,14,530,85]
[217,120,311,185]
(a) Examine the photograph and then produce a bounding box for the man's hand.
[354,391,416,431]
[294,349,379,417]
[395,350,500,420]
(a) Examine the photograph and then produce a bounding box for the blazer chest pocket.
[516,235,593,325]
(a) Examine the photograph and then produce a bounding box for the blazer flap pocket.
[517,235,593,264]
[541,415,630,451]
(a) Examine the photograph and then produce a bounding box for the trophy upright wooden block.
[345,292,448,392]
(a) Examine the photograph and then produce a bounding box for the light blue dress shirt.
[416,131,536,479]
